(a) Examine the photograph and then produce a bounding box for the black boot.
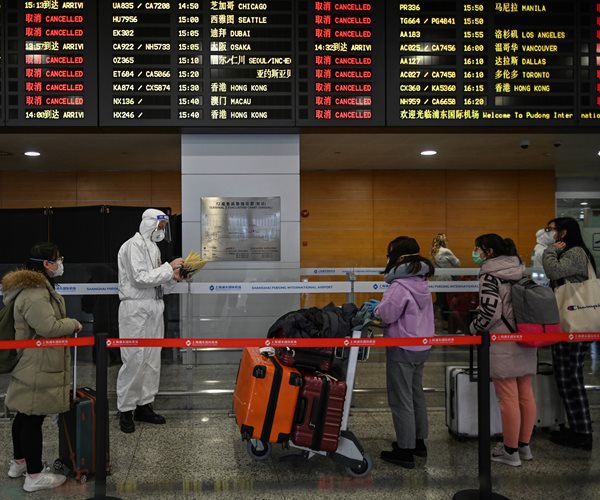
[134,403,166,424]
[550,428,592,450]
[393,439,427,458]
[119,410,135,433]
[381,447,415,469]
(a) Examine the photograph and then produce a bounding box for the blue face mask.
[472,250,485,265]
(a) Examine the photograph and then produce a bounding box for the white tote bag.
[554,259,600,332]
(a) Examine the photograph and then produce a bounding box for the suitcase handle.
[72,331,78,402]
[308,400,320,430]
[295,397,307,424]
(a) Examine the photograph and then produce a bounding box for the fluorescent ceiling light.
[580,202,589,206]
[420,150,437,156]
[24,151,40,157]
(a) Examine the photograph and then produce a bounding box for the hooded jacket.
[532,229,549,270]
[375,262,434,352]
[2,269,79,415]
[469,256,537,379]
[118,209,176,301]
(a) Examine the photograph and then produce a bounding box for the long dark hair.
[26,242,60,287]
[548,217,597,273]
[384,236,434,277]
[474,233,516,259]
[503,237,522,263]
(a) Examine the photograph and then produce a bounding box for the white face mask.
[49,261,64,277]
[151,229,165,242]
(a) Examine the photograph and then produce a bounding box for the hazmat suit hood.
[139,208,170,242]
[535,228,546,245]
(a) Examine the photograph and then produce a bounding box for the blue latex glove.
[364,299,380,313]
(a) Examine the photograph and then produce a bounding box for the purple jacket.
[376,267,434,352]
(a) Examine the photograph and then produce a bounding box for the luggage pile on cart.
[233,304,376,477]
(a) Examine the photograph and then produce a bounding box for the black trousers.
[12,412,46,474]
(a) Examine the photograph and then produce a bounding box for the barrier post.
[346,270,356,304]
[453,331,509,500]
[89,332,120,500]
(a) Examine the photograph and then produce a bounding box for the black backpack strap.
[501,314,517,334]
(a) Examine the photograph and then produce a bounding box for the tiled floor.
[1,345,599,499]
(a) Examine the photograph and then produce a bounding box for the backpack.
[0,300,19,373]
[501,277,560,348]
[267,302,358,339]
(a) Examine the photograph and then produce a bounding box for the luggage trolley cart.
[244,321,376,478]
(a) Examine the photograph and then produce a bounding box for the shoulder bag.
[554,258,600,333]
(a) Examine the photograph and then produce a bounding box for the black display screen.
[0,1,599,127]
[98,0,295,126]
[4,0,97,126]
[385,0,599,126]
[296,0,386,126]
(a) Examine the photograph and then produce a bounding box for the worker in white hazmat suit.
[116,209,184,433]
[531,228,553,286]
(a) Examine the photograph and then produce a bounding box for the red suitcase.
[291,373,347,452]
[233,348,302,443]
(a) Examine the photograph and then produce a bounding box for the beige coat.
[2,269,79,415]
[469,256,537,380]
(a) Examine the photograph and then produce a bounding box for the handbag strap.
[586,257,597,280]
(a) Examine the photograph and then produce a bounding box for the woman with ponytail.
[470,234,537,467]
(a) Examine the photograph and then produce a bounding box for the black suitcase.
[55,340,110,483]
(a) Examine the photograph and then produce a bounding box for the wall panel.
[0,171,181,213]
[301,169,555,307]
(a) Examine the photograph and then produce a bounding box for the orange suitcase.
[234,348,302,443]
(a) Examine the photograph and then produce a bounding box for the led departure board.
[579,0,600,121]
[207,1,295,125]
[386,0,581,126]
[5,0,97,126]
[99,1,207,125]
[99,0,295,126]
[296,0,385,126]
[0,2,4,123]
[1,1,600,127]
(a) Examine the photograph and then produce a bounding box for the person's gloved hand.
[364,299,380,313]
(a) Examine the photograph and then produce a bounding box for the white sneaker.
[8,459,27,478]
[23,467,66,492]
[491,442,522,467]
[518,444,533,461]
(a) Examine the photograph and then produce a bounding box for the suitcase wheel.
[344,452,372,478]
[53,459,64,472]
[78,474,87,484]
[246,439,272,461]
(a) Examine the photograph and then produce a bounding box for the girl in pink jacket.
[373,236,435,469]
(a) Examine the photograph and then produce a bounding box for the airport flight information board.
[1,0,600,127]
[296,0,386,126]
[99,0,295,126]
[387,0,583,125]
[4,0,97,125]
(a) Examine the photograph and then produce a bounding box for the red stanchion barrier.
[489,332,600,343]
[0,333,598,351]
[103,336,482,349]
[0,337,95,350]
